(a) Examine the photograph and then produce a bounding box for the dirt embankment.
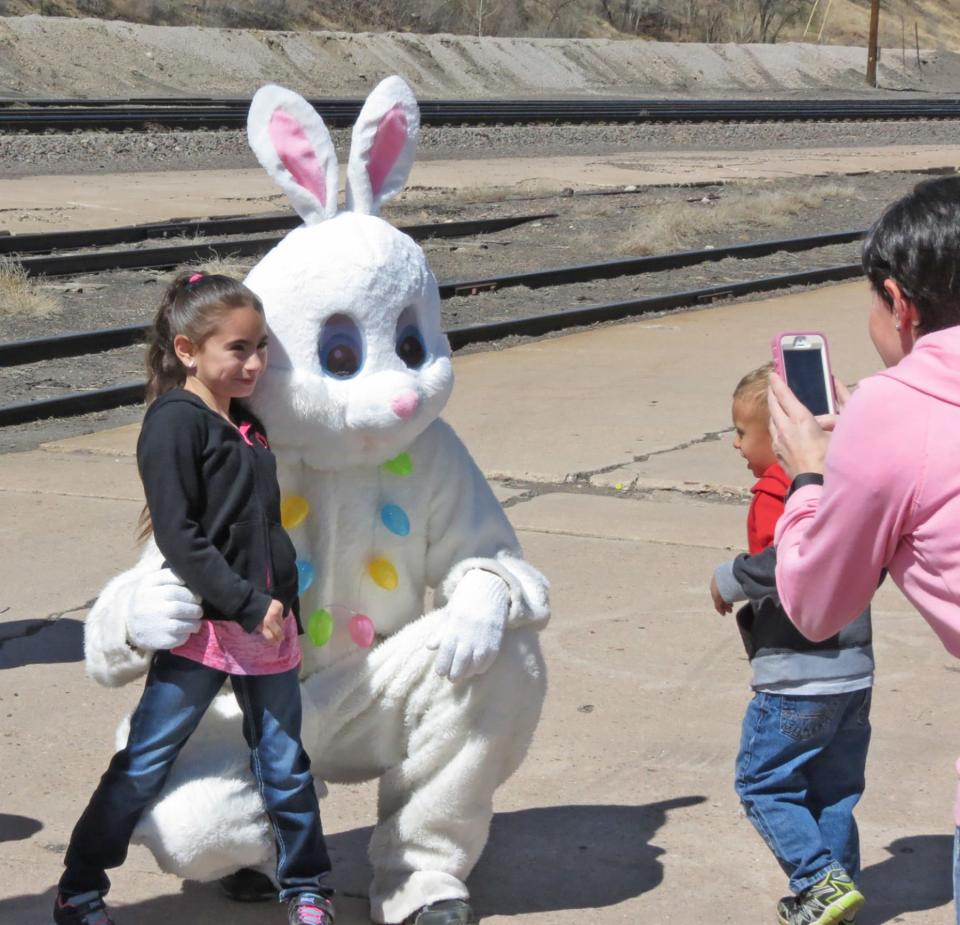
[1,14,958,100]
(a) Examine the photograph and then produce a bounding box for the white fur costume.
[81,77,549,925]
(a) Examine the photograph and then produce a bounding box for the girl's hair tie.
[187,272,204,284]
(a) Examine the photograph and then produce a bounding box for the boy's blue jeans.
[59,649,331,901]
[735,687,872,894]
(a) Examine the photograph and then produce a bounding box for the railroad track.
[0,228,866,427]
[3,97,960,132]
[1,212,557,277]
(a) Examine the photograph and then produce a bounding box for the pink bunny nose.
[391,390,420,420]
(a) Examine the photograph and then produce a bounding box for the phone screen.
[783,347,831,415]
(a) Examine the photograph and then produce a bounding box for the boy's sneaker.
[776,871,865,925]
[287,892,335,925]
[778,897,859,925]
[53,892,114,925]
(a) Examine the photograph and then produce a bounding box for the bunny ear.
[345,76,420,216]
[247,84,339,224]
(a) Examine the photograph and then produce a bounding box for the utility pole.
[866,0,881,86]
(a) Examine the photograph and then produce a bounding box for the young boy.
[710,363,874,925]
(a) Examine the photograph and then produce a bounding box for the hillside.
[2,14,959,101]
[0,0,956,49]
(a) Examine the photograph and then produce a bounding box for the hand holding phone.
[771,332,836,416]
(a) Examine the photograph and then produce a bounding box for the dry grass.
[182,255,258,279]
[0,257,59,318]
[143,254,257,287]
[624,182,858,256]
[804,0,960,53]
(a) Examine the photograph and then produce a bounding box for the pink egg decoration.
[348,613,376,648]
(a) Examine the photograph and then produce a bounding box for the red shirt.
[747,462,791,554]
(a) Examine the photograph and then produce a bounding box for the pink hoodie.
[775,324,960,821]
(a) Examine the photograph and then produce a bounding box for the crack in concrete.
[0,486,140,503]
[495,475,747,507]
[564,427,729,483]
[514,524,739,551]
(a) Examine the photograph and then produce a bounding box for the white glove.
[427,569,509,682]
[127,567,202,652]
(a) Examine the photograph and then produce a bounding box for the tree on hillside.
[755,0,809,41]
[598,0,811,42]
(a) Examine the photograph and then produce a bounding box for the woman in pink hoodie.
[768,175,960,922]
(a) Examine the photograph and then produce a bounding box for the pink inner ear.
[269,109,327,208]
[367,104,408,196]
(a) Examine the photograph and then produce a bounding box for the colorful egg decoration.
[382,452,413,476]
[296,559,316,594]
[281,495,310,530]
[348,613,376,648]
[368,557,399,590]
[380,504,411,537]
[306,608,334,647]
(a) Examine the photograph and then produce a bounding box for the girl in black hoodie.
[54,273,334,925]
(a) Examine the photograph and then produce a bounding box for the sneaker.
[777,896,858,925]
[406,900,475,924]
[778,871,865,925]
[53,892,114,925]
[287,892,335,925]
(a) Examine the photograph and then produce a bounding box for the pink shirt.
[171,611,301,675]
[774,326,960,821]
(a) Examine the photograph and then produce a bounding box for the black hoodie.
[136,389,300,633]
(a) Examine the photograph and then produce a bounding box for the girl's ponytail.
[144,279,186,403]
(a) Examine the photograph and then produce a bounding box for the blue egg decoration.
[380,504,411,537]
[296,559,316,594]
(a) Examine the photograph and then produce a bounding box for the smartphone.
[771,332,836,416]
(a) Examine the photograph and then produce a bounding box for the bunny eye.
[319,314,363,379]
[396,325,426,369]
[395,306,426,370]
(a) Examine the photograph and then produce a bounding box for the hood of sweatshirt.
[880,325,960,406]
[752,461,791,501]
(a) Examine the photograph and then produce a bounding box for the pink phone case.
[770,331,837,411]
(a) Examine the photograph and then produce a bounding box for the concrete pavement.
[2,281,959,925]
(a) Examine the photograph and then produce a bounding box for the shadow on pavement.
[0,618,84,669]
[0,813,43,843]
[0,797,705,923]
[470,796,708,916]
[0,884,335,925]
[859,833,953,924]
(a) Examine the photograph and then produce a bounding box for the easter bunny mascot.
[80,77,549,925]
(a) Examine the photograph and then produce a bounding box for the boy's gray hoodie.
[715,546,873,691]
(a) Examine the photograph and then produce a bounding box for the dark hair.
[138,271,263,541]
[145,271,263,403]
[862,175,960,334]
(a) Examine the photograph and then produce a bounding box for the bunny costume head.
[244,78,453,470]
[82,77,549,925]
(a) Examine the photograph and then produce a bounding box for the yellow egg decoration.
[281,495,310,530]
[368,557,399,591]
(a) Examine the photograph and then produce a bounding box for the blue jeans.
[59,650,331,901]
[735,688,872,894]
